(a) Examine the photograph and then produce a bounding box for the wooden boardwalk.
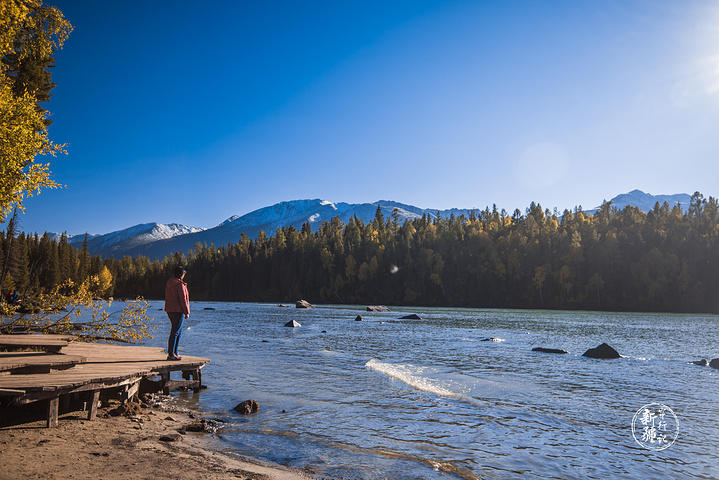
[0,334,210,427]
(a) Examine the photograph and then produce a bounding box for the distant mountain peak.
[591,190,691,213]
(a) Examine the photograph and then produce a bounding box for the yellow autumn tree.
[0,0,72,222]
[96,265,113,297]
[0,4,155,343]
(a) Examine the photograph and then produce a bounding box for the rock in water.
[691,359,708,366]
[367,305,390,312]
[481,337,505,342]
[532,347,569,354]
[582,343,621,359]
[296,299,312,308]
[710,358,719,370]
[284,320,301,328]
[355,315,363,321]
[233,400,259,414]
[400,314,421,320]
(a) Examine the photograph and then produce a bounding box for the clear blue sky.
[18,0,719,235]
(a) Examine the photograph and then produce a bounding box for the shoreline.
[0,395,311,480]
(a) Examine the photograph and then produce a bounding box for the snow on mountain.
[67,223,204,257]
[115,199,471,260]
[58,191,692,259]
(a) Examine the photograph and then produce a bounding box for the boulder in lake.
[400,314,421,320]
[691,359,708,366]
[355,315,363,321]
[481,337,505,342]
[532,347,569,354]
[203,307,215,311]
[296,299,312,308]
[284,320,301,328]
[710,358,719,370]
[233,399,259,415]
[582,343,621,359]
[367,305,390,312]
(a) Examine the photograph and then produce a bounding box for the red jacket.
[165,277,190,315]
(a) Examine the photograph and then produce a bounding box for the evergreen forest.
[3,193,719,314]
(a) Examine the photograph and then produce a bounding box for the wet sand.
[0,397,312,480]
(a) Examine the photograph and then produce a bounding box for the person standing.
[164,266,190,360]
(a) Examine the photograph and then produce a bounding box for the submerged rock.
[367,305,390,312]
[355,315,363,321]
[481,337,505,342]
[582,343,621,359]
[691,359,708,366]
[710,358,719,369]
[296,299,312,308]
[284,320,301,328]
[233,399,259,415]
[203,307,215,311]
[532,347,569,354]
[183,418,225,434]
[400,314,422,320]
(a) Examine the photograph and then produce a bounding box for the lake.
[139,301,719,479]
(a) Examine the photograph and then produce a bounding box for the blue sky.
[18,0,719,235]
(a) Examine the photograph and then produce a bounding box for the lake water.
[138,301,719,479]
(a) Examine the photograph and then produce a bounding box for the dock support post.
[161,372,170,395]
[122,380,140,403]
[87,390,100,421]
[47,397,59,428]
[181,368,202,393]
[193,368,202,393]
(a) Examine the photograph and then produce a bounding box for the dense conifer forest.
[3,192,719,314]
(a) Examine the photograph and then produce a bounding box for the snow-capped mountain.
[114,200,474,260]
[66,223,204,257]
[54,190,691,260]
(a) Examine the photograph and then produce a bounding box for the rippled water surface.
[138,302,719,479]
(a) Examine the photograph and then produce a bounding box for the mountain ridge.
[56,190,692,259]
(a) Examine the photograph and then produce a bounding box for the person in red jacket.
[164,266,190,360]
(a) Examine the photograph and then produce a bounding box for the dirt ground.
[0,397,312,480]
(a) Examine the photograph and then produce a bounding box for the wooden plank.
[0,352,86,372]
[0,388,25,396]
[0,334,73,349]
[59,343,167,362]
[123,380,140,402]
[10,374,146,405]
[0,364,154,391]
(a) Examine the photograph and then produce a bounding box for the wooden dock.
[0,334,210,427]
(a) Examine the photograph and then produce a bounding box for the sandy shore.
[0,396,312,480]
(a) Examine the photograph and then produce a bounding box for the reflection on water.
[135,302,719,479]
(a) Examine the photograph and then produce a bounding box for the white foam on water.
[365,359,460,398]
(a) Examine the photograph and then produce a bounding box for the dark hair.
[173,266,186,278]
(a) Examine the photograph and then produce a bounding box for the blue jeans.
[167,312,184,356]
